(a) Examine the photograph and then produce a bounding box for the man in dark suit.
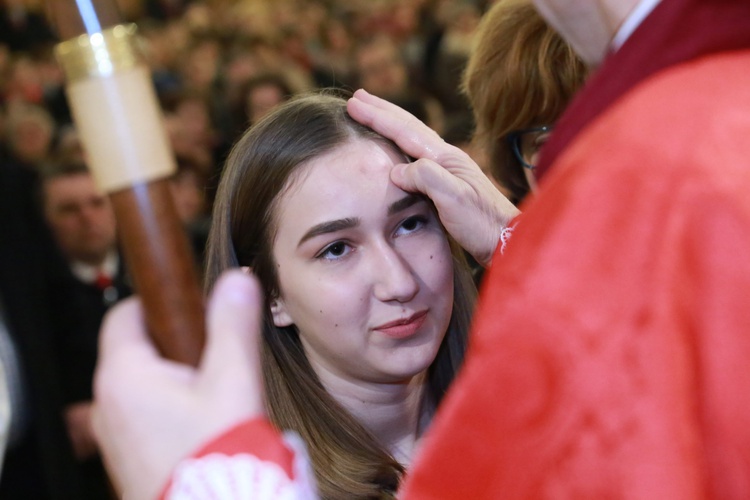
[39,161,131,498]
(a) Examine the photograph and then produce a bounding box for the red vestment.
[402,49,750,499]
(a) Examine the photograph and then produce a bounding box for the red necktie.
[94,271,113,290]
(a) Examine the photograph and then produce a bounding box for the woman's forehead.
[273,140,411,227]
[283,138,404,194]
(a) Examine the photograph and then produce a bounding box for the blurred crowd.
[1,0,495,214]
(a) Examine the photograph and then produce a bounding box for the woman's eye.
[396,215,427,236]
[317,241,351,260]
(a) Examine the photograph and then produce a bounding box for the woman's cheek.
[421,236,454,291]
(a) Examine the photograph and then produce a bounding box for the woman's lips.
[374,310,428,339]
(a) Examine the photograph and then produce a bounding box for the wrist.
[486,212,521,267]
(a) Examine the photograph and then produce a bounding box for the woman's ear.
[270,298,294,327]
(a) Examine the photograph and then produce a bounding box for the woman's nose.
[371,243,419,303]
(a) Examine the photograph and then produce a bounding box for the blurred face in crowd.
[181,39,221,90]
[175,97,212,144]
[355,38,409,98]
[246,83,287,124]
[169,168,206,225]
[43,173,117,265]
[9,115,53,164]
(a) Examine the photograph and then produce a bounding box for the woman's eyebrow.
[388,194,423,216]
[297,218,359,248]
[297,195,424,248]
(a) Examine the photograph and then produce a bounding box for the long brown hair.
[462,0,587,203]
[205,92,476,499]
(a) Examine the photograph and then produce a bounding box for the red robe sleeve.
[400,50,750,499]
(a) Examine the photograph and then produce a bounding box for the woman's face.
[270,139,455,386]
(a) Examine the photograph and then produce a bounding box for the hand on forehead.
[346,89,454,164]
[346,89,521,267]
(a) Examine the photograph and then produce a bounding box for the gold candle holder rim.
[55,24,142,82]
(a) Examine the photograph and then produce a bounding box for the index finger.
[347,89,452,162]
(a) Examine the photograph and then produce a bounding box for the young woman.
[204,92,476,499]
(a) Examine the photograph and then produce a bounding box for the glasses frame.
[506,125,553,171]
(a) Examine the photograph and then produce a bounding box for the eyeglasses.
[506,126,554,170]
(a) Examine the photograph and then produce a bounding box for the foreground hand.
[92,271,266,499]
[347,89,520,267]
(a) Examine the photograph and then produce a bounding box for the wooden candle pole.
[50,1,205,365]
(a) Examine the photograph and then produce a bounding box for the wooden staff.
[49,0,205,365]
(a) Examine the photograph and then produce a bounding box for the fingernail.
[221,271,258,304]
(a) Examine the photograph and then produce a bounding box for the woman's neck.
[316,368,431,466]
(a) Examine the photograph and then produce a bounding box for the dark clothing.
[0,8,56,52]
[143,0,193,21]
[61,264,131,404]
[55,255,131,500]
[0,162,84,499]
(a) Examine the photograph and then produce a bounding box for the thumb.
[390,158,462,203]
[199,270,266,415]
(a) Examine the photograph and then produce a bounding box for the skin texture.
[531,0,641,66]
[271,139,454,384]
[42,173,116,265]
[346,89,520,267]
[93,271,266,499]
[270,139,455,463]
